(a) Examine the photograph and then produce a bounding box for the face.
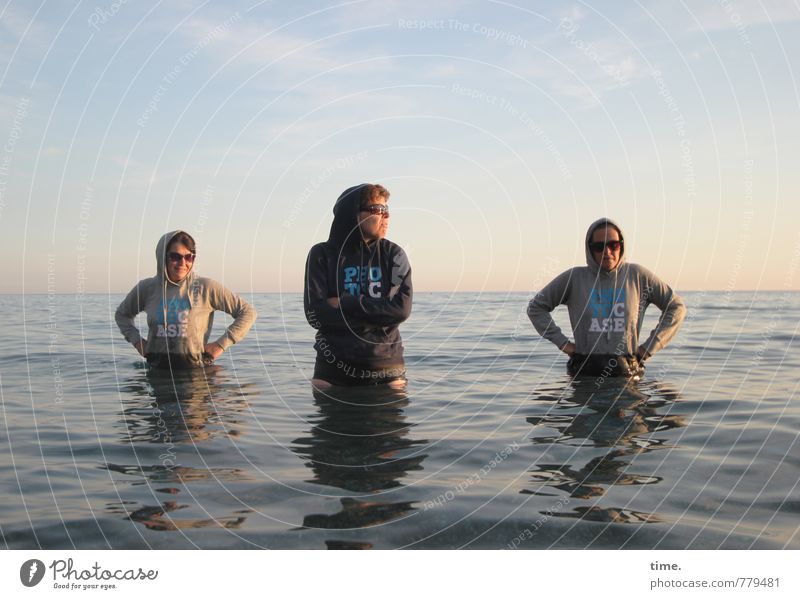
[165,241,195,282]
[590,226,622,271]
[358,196,389,242]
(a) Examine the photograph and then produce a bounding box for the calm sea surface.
[1,291,798,549]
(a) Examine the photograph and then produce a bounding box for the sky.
[1,0,799,293]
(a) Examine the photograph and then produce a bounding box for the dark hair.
[359,184,390,208]
[590,222,623,242]
[167,232,196,255]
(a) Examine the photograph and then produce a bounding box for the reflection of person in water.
[120,501,247,532]
[528,378,686,449]
[115,230,256,369]
[292,386,427,530]
[528,218,686,378]
[525,378,685,521]
[119,366,252,445]
[108,367,254,533]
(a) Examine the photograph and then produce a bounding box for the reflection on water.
[527,378,685,448]
[106,367,256,532]
[107,500,250,532]
[525,449,662,499]
[292,385,428,541]
[117,366,256,444]
[4,292,798,548]
[302,497,418,530]
[524,377,686,525]
[324,540,374,549]
[552,506,664,524]
[102,463,252,485]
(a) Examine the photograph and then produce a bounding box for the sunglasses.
[589,240,623,253]
[167,252,195,263]
[361,204,389,216]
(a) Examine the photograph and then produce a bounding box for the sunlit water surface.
[1,292,798,549]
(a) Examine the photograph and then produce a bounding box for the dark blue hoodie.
[303,185,413,373]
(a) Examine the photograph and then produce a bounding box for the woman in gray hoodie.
[115,230,256,369]
[528,218,686,378]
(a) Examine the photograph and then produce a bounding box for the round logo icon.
[20,559,46,587]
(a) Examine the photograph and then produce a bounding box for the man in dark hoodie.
[304,184,412,390]
[528,218,686,378]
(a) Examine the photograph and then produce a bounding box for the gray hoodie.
[527,218,686,358]
[115,231,257,366]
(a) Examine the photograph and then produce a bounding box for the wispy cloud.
[176,13,356,75]
[0,3,46,46]
[41,146,63,157]
[332,0,469,27]
[688,0,800,32]
[500,26,645,109]
[0,3,49,85]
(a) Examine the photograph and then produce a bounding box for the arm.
[208,282,257,351]
[304,244,353,331]
[115,281,146,354]
[339,246,412,327]
[638,268,687,357]
[527,269,573,351]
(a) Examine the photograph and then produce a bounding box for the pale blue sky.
[1,0,798,293]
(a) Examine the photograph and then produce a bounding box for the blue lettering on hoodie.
[589,288,626,333]
[156,297,191,337]
[342,265,382,298]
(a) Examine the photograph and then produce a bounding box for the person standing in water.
[528,218,686,378]
[115,230,257,369]
[304,184,412,390]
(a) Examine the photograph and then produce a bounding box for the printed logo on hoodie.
[156,297,191,338]
[342,265,382,298]
[589,288,626,333]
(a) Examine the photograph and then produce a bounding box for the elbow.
[232,305,257,328]
[392,299,412,325]
[398,303,412,323]
[670,298,687,323]
[114,304,134,330]
[238,298,256,318]
[527,296,544,314]
[113,311,129,332]
[527,300,544,322]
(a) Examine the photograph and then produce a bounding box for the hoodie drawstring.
[609,268,617,342]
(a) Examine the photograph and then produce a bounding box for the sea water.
[0,291,798,549]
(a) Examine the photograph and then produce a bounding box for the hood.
[328,184,370,249]
[155,230,196,286]
[585,217,626,274]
